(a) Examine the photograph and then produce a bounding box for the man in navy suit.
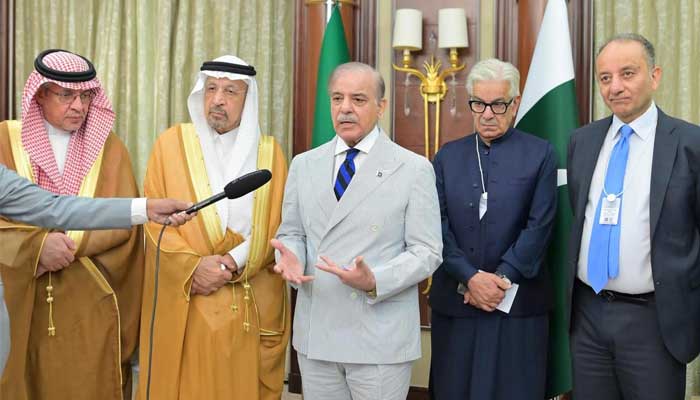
[429,58,557,400]
[567,33,700,399]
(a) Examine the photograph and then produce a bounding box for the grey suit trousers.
[298,353,412,400]
[571,280,685,399]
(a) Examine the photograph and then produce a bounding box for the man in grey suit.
[0,164,193,374]
[0,163,192,229]
[567,33,700,399]
[272,62,442,400]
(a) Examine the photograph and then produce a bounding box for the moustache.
[479,119,499,126]
[337,114,358,123]
[209,106,228,116]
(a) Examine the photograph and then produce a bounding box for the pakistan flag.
[514,0,579,397]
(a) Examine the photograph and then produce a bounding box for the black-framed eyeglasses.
[468,99,513,115]
[45,87,96,105]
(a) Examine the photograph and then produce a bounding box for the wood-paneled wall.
[0,1,11,121]
[391,0,481,159]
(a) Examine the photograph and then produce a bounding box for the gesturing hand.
[191,255,233,296]
[315,255,376,292]
[271,239,313,285]
[37,232,76,277]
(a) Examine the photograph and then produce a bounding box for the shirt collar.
[610,101,657,141]
[477,127,514,148]
[334,125,379,156]
[210,126,239,146]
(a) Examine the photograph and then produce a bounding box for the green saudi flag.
[312,4,350,148]
[514,0,579,397]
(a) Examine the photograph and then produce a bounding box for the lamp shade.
[438,8,468,48]
[392,9,423,51]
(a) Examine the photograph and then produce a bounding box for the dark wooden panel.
[517,0,547,93]
[408,386,430,400]
[293,0,326,156]
[0,0,11,121]
[495,0,518,65]
[569,0,593,124]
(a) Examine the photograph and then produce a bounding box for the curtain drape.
[14,0,293,183]
[593,0,700,125]
[594,1,700,398]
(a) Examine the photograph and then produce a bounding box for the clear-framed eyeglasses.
[45,87,96,105]
[468,99,513,115]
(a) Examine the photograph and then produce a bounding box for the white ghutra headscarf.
[187,55,260,237]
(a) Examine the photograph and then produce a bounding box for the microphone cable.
[145,220,169,400]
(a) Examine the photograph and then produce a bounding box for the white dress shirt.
[210,127,250,270]
[45,121,72,175]
[333,126,379,183]
[577,103,658,294]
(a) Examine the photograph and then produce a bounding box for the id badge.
[479,192,488,220]
[599,195,620,225]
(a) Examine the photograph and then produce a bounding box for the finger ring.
[220,264,227,271]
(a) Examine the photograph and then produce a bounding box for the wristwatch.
[495,271,512,286]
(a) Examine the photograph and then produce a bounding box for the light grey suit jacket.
[276,132,442,364]
[0,164,131,230]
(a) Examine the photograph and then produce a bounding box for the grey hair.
[597,33,656,68]
[328,62,385,101]
[466,58,520,99]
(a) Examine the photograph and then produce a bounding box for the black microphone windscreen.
[224,169,272,199]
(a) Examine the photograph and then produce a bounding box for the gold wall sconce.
[392,8,469,158]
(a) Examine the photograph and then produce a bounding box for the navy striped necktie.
[334,148,360,200]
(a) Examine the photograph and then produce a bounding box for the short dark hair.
[597,33,656,68]
[327,62,385,102]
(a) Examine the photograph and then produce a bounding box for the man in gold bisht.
[0,50,144,399]
[137,55,289,400]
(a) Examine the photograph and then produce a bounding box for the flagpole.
[325,0,333,23]
[305,0,357,23]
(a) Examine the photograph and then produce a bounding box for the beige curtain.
[593,0,700,124]
[594,1,700,398]
[14,0,293,183]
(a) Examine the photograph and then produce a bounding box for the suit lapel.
[576,118,610,217]
[323,133,403,237]
[312,138,338,221]
[649,110,678,238]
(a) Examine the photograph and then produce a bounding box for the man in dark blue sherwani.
[429,58,557,400]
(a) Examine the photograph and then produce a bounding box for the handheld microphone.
[184,169,272,214]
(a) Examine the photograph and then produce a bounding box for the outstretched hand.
[315,255,376,292]
[271,239,313,285]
